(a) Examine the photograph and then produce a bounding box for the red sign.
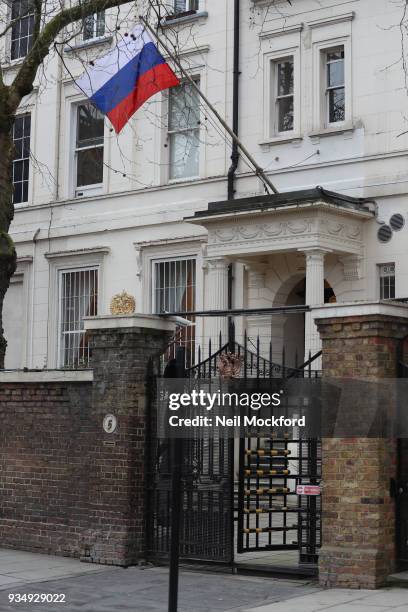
[296,485,320,496]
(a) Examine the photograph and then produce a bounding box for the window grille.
[11,0,34,60]
[325,47,345,123]
[168,79,200,180]
[83,12,105,40]
[379,263,395,300]
[154,258,196,367]
[274,58,294,133]
[59,268,98,368]
[75,103,104,189]
[12,114,30,204]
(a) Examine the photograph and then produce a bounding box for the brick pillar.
[314,304,408,589]
[84,314,175,566]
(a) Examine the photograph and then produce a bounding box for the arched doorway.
[280,278,337,368]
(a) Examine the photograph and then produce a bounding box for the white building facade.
[3,0,408,370]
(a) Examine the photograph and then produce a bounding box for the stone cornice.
[259,24,304,40]
[0,370,93,383]
[307,11,355,29]
[312,300,408,323]
[198,207,369,258]
[45,247,110,259]
[84,313,178,332]
[189,200,373,225]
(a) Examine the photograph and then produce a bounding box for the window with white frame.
[83,11,105,41]
[75,103,104,191]
[10,0,35,60]
[324,46,345,124]
[272,57,294,133]
[154,258,196,366]
[12,113,30,204]
[168,79,200,180]
[174,0,199,14]
[58,267,98,368]
[379,263,395,300]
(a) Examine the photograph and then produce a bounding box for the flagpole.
[140,16,279,195]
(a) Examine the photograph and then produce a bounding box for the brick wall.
[0,318,173,566]
[316,312,408,589]
[0,382,92,558]
[85,325,171,565]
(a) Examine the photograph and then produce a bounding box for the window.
[325,47,345,124]
[12,114,30,204]
[174,0,199,14]
[168,79,200,180]
[58,268,98,368]
[379,264,395,300]
[154,258,196,366]
[83,12,105,41]
[11,0,35,60]
[75,103,104,190]
[273,57,294,133]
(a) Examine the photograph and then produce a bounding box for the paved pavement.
[243,587,408,612]
[0,548,405,612]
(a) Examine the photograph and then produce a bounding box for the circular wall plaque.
[103,414,117,434]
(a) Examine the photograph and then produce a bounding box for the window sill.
[64,35,113,53]
[259,134,303,147]
[160,11,208,28]
[168,175,201,185]
[75,185,104,199]
[309,123,355,138]
[1,57,25,71]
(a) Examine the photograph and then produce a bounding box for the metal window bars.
[59,268,98,369]
[154,258,196,368]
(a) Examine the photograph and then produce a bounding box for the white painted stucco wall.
[4,0,408,368]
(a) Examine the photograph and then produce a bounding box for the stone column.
[246,263,271,358]
[314,302,408,589]
[302,249,329,363]
[84,314,176,566]
[204,258,230,352]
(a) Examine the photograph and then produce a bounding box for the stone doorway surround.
[187,188,375,360]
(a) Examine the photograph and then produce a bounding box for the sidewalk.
[245,587,408,612]
[0,548,406,611]
[0,548,111,591]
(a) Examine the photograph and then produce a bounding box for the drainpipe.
[227,0,240,201]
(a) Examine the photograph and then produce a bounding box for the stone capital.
[299,248,332,264]
[204,257,230,272]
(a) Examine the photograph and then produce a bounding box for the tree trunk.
[0,130,17,369]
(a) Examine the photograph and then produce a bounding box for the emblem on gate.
[103,414,117,434]
[218,352,243,379]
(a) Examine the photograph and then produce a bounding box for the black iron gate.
[397,334,408,566]
[238,436,321,564]
[146,320,321,568]
[146,348,234,564]
[234,332,322,565]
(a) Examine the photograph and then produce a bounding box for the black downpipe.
[227,0,240,200]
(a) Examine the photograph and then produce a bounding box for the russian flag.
[76,26,180,133]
